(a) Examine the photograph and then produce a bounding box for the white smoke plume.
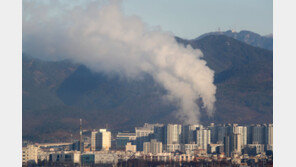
[23,0,216,124]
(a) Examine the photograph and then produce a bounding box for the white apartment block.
[96,129,111,151]
[143,139,163,154]
[22,145,40,164]
[196,128,211,150]
[125,142,137,152]
[266,124,273,148]
[165,124,182,144]
[233,125,247,147]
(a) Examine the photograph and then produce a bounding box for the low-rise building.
[49,151,81,164]
[94,152,119,164]
[181,144,199,154]
[143,153,173,162]
[176,154,195,162]
[125,142,137,152]
[81,154,95,165]
[22,144,40,165]
[165,144,181,152]
[243,144,265,156]
[207,143,223,154]
[143,139,162,154]
[116,132,136,150]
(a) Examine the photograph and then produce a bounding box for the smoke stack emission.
[23,0,216,124]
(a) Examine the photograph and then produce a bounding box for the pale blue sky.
[24,0,273,39]
[122,0,273,39]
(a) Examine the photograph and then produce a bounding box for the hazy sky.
[23,0,273,39]
[122,0,273,39]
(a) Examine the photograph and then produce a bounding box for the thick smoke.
[23,0,216,124]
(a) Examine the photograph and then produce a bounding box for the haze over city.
[22,0,273,166]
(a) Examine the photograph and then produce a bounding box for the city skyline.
[22,121,273,166]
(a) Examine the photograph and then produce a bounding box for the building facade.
[196,128,211,150]
[265,124,273,150]
[143,139,163,154]
[96,129,111,151]
[233,125,247,147]
[22,145,40,164]
[165,124,182,144]
[91,130,98,151]
[125,142,137,152]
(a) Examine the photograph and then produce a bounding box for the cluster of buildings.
[22,122,273,166]
[115,123,272,157]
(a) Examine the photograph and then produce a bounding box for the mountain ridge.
[192,30,273,51]
[23,33,273,142]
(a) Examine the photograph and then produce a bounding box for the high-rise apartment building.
[231,133,242,153]
[208,123,218,144]
[182,124,203,144]
[265,124,273,150]
[95,129,111,151]
[251,125,265,144]
[224,135,231,157]
[164,124,182,144]
[233,125,247,147]
[224,132,242,157]
[217,125,231,143]
[153,126,165,143]
[91,130,98,151]
[195,128,211,150]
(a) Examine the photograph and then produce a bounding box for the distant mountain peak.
[194,30,273,51]
[264,33,273,38]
